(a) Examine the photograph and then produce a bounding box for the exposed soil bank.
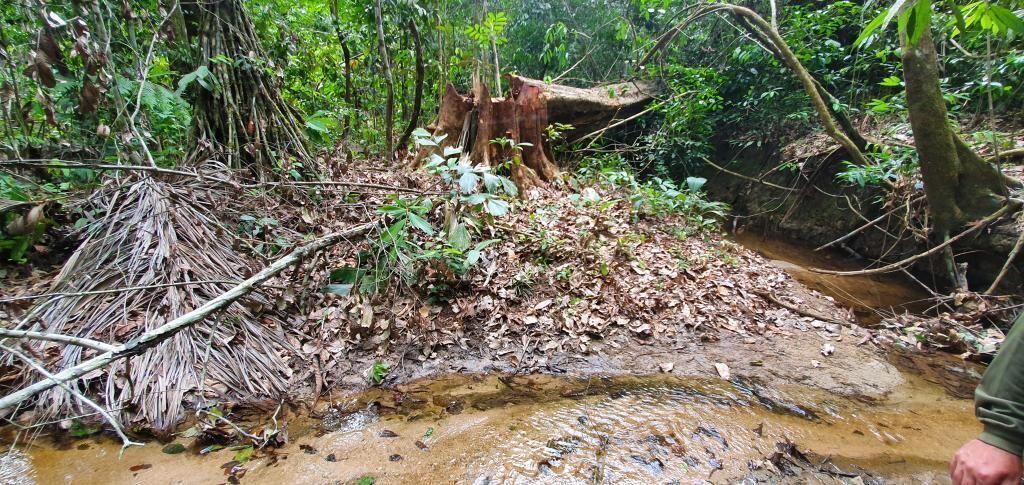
[704,136,1024,294]
[733,231,933,325]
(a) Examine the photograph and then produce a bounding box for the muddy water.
[733,232,934,325]
[17,372,976,484]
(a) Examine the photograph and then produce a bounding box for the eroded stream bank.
[733,232,934,326]
[4,235,983,484]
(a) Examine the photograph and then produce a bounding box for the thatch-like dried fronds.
[13,171,293,432]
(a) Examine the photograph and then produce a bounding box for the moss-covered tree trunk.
[901,27,1007,236]
[185,0,315,177]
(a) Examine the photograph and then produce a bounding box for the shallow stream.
[5,236,983,484]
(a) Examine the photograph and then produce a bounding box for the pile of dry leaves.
[280,164,854,391]
[1,159,857,431]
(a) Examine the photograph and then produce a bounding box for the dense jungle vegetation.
[0,0,1023,472]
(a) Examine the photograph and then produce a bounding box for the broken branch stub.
[415,75,661,191]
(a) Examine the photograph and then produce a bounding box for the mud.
[733,231,933,325]
[14,370,978,484]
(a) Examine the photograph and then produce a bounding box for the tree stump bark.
[415,75,660,190]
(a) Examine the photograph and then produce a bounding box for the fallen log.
[415,75,661,190]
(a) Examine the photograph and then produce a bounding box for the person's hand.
[951,439,1023,485]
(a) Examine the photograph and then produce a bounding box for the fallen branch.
[0,279,245,303]
[1,160,427,193]
[0,329,118,353]
[579,100,666,150]
[814,196,926,252]
[809,201,1021,276]
[0,343,143,454]
[754,290,848,326]
[0,160,204,178]
[0,222,374,414]
[703,158,798,192]
[990,147,1024,162]
[242,180,429,194]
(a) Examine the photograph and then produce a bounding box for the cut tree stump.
[414,75,660,190]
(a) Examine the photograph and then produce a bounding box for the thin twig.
[0,330,118,353]
[985,226,1024,295]
[579,101,666,150]
[814,196,925,252]
[0,160,206,178]
[0,160,429,193]
[0,280,246,303]
[241,180,429,193]
[810,202,1021,276]
[702,158,798,192]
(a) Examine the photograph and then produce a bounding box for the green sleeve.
[976,312,1024,456]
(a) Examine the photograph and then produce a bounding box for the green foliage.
[68,420,101,438]
[162,443,187,454]
[233,446,255,464]
[644,65,724,174]
[466,11,509,47]
[368,361,389,385]
[575,154,728,229]
[836,144,919,187]
[0,2,191,162]
[541,22,570,76]
[859,0,1024,48]
[238,214,290,257]
[336,130,517,298]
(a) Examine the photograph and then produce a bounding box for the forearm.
[976,312,1024,456]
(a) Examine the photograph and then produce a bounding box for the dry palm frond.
[13,169,293,432]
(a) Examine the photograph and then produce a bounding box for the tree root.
[809,201,1021,277]
[985,223,1024,295]
[813,196,926,252]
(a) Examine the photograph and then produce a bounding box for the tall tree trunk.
[329,0,355,137]
[185,0,314,177]
[901,27,1008,236]
[396,18,425,154]
[373,0,395,159]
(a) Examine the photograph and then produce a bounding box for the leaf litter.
[0,161,862,433]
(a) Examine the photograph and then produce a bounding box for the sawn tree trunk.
[416,75,660,190]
